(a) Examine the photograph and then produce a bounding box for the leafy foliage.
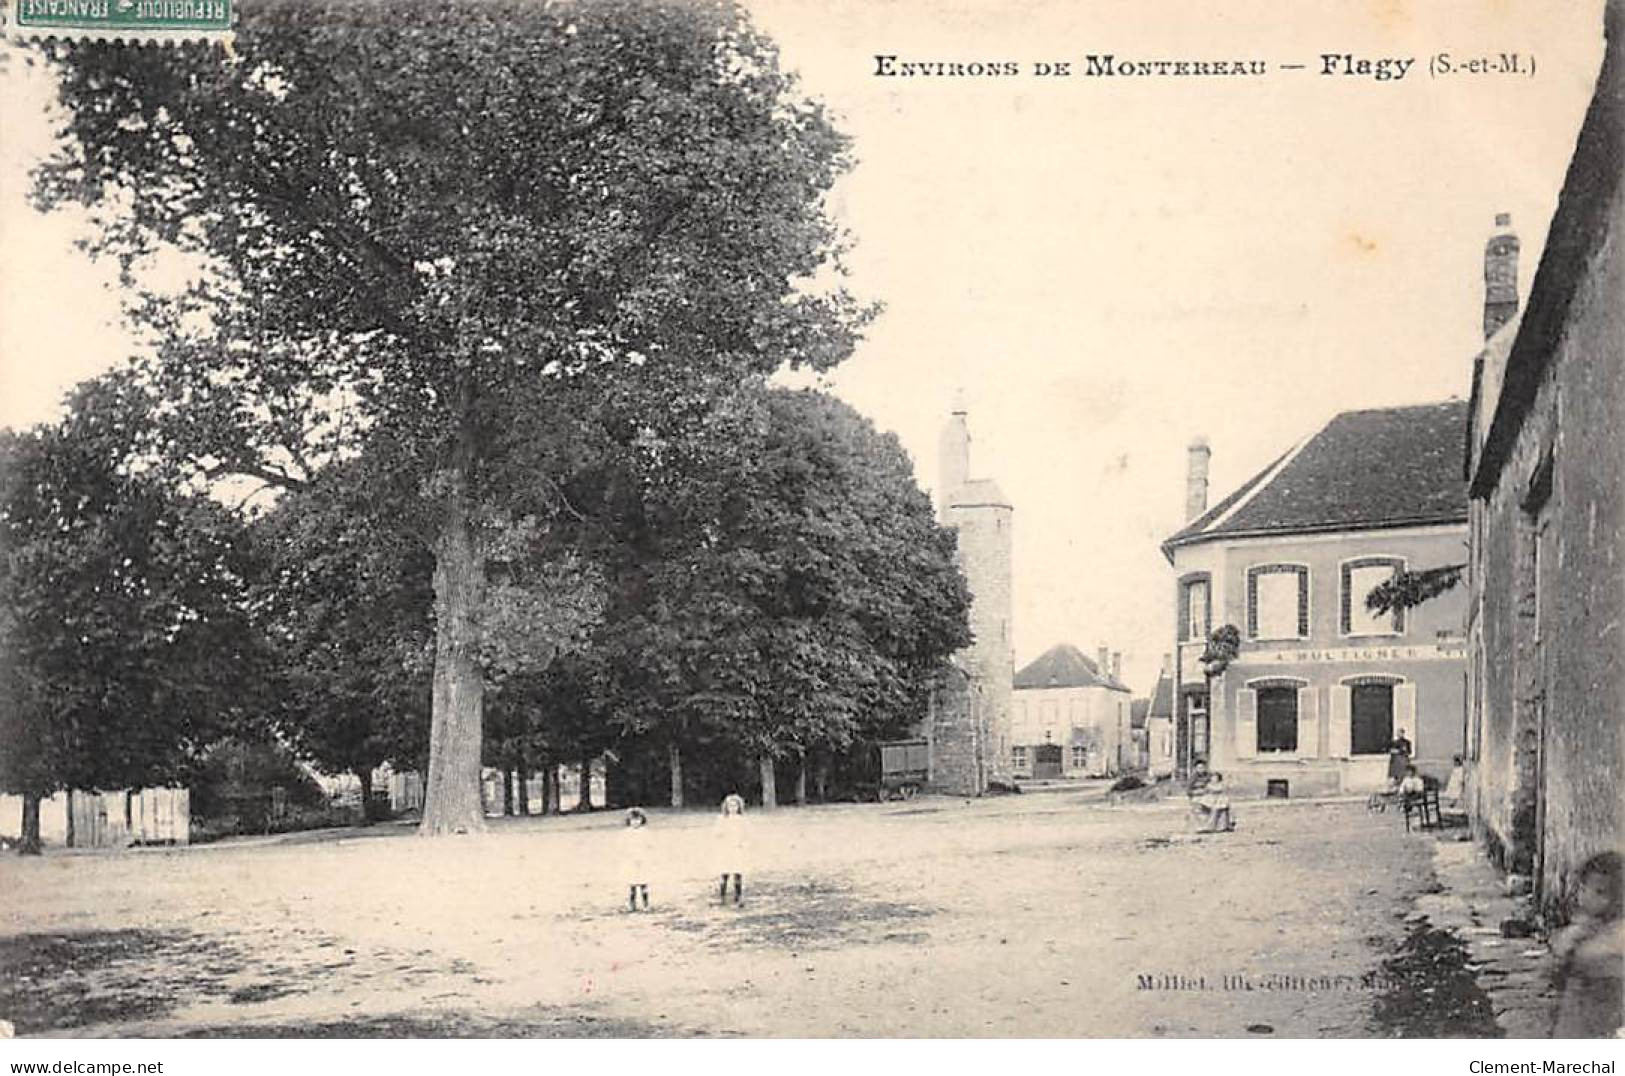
[589,387,971,771]
[30,0,873,832]
[0,377,263,848]
[1365,564,1466,616]
[1198,624,1241,679]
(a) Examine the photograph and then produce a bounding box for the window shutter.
[1297,568,1310,638]
[1395,682,1418,752]
[1297,686,1319,758]
[1329,686,1352,759]
[1235,689,1258,759]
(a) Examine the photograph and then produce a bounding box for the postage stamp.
[4,0,233,45]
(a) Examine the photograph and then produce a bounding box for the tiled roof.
[1130,698,1150,729]
[1014,643,1130,693]
[1163,401,1469,556]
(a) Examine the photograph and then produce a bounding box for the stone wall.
[1468,19,1624,914]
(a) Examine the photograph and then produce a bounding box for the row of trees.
[1,375,969,849]
[1,0,975,848]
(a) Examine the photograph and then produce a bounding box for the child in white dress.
[623,807,651,911]
[716,793,748,906]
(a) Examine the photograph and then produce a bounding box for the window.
[1351,682,1393,755]
[1257,686,1299,752]
[1071,745,1088,769]
[1343,557,1405,636]
[1248,565,1309,640]
[1179,575,1211,642]
[1012,746,1028,770]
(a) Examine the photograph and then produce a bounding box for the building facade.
[1464,5,1622,915]
[928,403,1015,794]
[1011,644,1132,778]
[1162,404,1470,797]
[1144,655,1176,778]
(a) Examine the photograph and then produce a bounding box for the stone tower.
[931,401,1014,793]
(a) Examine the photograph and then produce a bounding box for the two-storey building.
[1161,404,1470,797]
[1011,644,1132,778]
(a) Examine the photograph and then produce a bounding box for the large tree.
[32,0,870,834]
[592,387,972,805]
[0,377,262,852]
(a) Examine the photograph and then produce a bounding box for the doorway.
[1033,743,1063,779]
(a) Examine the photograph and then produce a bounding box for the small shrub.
[1109,775,1147,793]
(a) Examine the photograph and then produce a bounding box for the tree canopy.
[32,0,873,833]
[0,377,263,852]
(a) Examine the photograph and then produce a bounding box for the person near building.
[1385,732,1414,790]
[716,793,749,907]
[1186,761,1213,831]
[1201,771,1234,833]
[1550,851,1624,1038]
[1442,755,1466,810]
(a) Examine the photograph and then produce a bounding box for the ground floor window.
[1257,685,1299,753]
[1012,746,1028,770]
[1352,682,1394,755]
[1070,745,1088,769]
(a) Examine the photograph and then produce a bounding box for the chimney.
[1483,212,1520,340]
[1160,652,1172,677]
[1185,436,1211,522]
[1111,651,1122,681]
[1096,645,1110,675]
[937,394,970,521]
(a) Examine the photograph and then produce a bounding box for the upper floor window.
[1247,564,1309,640]
[1177,573,1211,642]
[1342,557,1406,636]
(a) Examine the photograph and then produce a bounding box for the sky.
[0,0,1608,698]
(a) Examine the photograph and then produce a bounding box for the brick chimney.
[1160,652,1172,676]
[1110,651,1122,681]
[1483,212,1520,340]
[1185,437,1211,522]
[1097,645,1110,676]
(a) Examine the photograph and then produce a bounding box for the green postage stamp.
[4,0,233,44]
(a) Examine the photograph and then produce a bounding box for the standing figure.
[623,807,651,912]
[716,793,748,906]
[1201,771,1234,833]
[1385,731,1414,790]
[1550,852,1624,1038]
[1185,760,1213,831]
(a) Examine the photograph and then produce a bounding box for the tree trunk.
[759,755,777,809]
[516,747,530,817]
[18,792,42,855]
[419,459,487,837]
[815,753,830,803]
[668,740,684,809]
[794,755,807,806]
[502,767,514,816]
[357,768,375,825]
[578,756,594,812]
[541,762,556,815]
[64,790,74,849]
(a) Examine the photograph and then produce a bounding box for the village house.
[1161,403,1470,797]
[1463,2,1622,914]
[1143,654,1176,778]
[1010,643,1132,778]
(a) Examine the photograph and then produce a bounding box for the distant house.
[1161,401,1470,797]
[1011,644,1133,778]
[1128,697,1150,773]
[1144,655,1176,778]
[1463,3,1622,913]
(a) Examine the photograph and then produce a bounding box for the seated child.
[1201,771,1234,833]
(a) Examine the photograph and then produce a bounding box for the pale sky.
[0,1,1608,698]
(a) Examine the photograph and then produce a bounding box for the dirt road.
[0,792,1441,1037]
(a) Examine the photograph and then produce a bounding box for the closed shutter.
[1329,686,1352,759]
[1395,682,1418,753]
[1235,689,1258,759]
[1297,687,1320,758]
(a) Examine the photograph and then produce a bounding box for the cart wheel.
[900,784,918,800]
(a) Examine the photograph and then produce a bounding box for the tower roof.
[948,477,1011,509]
